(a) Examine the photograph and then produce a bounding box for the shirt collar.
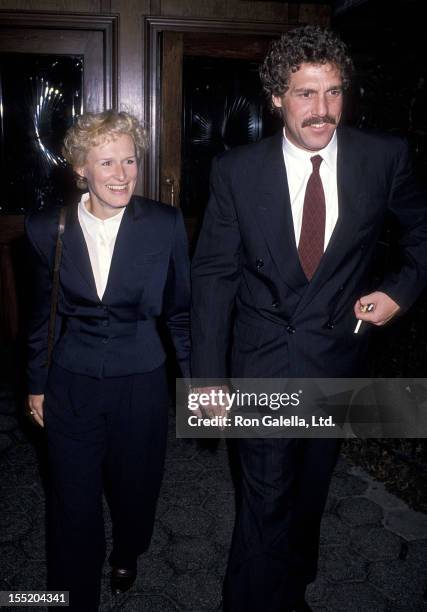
[282,128,337,172]
[78,192,125,237]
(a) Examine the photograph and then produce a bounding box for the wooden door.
[0,12,117,343]
[158,29,283,244]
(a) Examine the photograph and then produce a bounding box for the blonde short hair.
[62,110,148,188]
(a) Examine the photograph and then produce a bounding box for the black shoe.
[110,567,137,595]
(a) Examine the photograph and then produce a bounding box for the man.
[191,25,427,612]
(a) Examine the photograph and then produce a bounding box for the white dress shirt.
[77,193,125,299]
[282,129,339,250]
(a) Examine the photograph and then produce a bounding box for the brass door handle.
[165,177,175,206]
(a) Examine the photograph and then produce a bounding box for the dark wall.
[334,0,427,376]
[334,0,426,183]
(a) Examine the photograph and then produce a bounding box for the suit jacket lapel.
[62,202,99,299]
[253,133,308,295]
[102,203,133,302]
[102,197,152,303]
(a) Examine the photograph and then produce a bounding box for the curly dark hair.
[259,25,354,102]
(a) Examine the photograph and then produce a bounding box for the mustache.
[302,116,336,127]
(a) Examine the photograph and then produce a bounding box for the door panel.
[160,31,183,207]
[160,30,282,243]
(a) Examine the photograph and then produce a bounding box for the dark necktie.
[298,154,326,280]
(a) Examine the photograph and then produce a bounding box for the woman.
[26,110,190,610]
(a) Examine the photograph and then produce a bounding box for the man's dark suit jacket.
[26,196,190,394]
[191,126,427,379]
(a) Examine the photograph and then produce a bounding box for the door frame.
[144,16,291,201]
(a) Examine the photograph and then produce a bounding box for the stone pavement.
[1,384,427,612]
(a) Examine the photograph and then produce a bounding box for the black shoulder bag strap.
[46,206,67,368]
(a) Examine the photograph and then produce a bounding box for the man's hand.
[354,291,401,327]
[27,394,44,427]
[189,386,230,421]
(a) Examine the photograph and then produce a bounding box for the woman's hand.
[27,394,45,428]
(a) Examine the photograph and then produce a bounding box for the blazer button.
[256,259,264,269]
[286,324,295,334]
[102,337,109,344]
[325,321,335,330]
[102,320,109,327]
[272,300,279,309]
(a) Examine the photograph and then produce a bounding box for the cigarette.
[354,303,375,334]
[354,319,363,334]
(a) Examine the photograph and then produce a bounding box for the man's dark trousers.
[223,437,341,612]
[44,363,169,611]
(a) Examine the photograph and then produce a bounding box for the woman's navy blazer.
[26,196,191,394]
